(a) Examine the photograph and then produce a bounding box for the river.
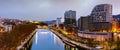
[31,29,84,50]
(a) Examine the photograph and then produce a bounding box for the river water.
[31,29,84,50]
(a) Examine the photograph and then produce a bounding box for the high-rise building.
[88,4,113,32]
[78,4,113,32]
[64,10,76,27]
[91,4,112,22]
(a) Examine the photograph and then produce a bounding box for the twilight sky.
[0,0,120,21]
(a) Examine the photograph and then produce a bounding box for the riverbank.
[0,24,36,50]
[50,29,94,50]
[17,29,38,50]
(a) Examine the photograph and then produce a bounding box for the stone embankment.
[50,29,96,50]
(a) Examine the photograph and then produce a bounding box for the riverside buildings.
[64,10,76,27]
[78,4,113,32]
[0,18,22,32]
[64,10,77,34]
[78,16,90,31]
[78,4,113,41]
[90,4,112,31]
[91,4,112,22]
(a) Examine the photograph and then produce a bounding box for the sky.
[0,0,120,21]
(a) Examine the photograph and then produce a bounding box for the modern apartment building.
[64,10,76,27]
[91,4,112,22]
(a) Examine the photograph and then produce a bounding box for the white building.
[4,25,13,32]
[0,24,12,32]
[56,18,62,27]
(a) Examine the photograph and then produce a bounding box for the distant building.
[61,18,64,23]
[4,25,13,32]
[0,18,18,32]
[46,20,56,27]
[0,26,5,32]
[113,14,120,31]
[113,14,120,21]
[56,18,62,27]
[0,23,13,32]
[91,4,112,22]
[64,10,76,27]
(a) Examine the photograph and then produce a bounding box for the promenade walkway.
[50,29,95,50]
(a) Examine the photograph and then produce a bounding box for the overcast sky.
[0,0,120,21]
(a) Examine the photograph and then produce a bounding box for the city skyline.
[0,0,120,21]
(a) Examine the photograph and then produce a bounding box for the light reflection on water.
[31,29,83,50]
[31,29,64,50]
[35,32,37,45]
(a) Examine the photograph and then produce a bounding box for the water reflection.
[35,32,38,45]
[31,29,80,50]
[65,44,78,50]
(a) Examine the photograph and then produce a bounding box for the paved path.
[50,29,94,50]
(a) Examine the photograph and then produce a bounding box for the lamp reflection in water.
[40,32,49,34]
[35,32,38,45]
[54,34,64,45]
[31,29,86,50]
[35,31,49,45]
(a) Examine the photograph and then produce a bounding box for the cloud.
[0,0,120,21]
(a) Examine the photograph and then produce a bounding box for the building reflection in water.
[65,44,78,50]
